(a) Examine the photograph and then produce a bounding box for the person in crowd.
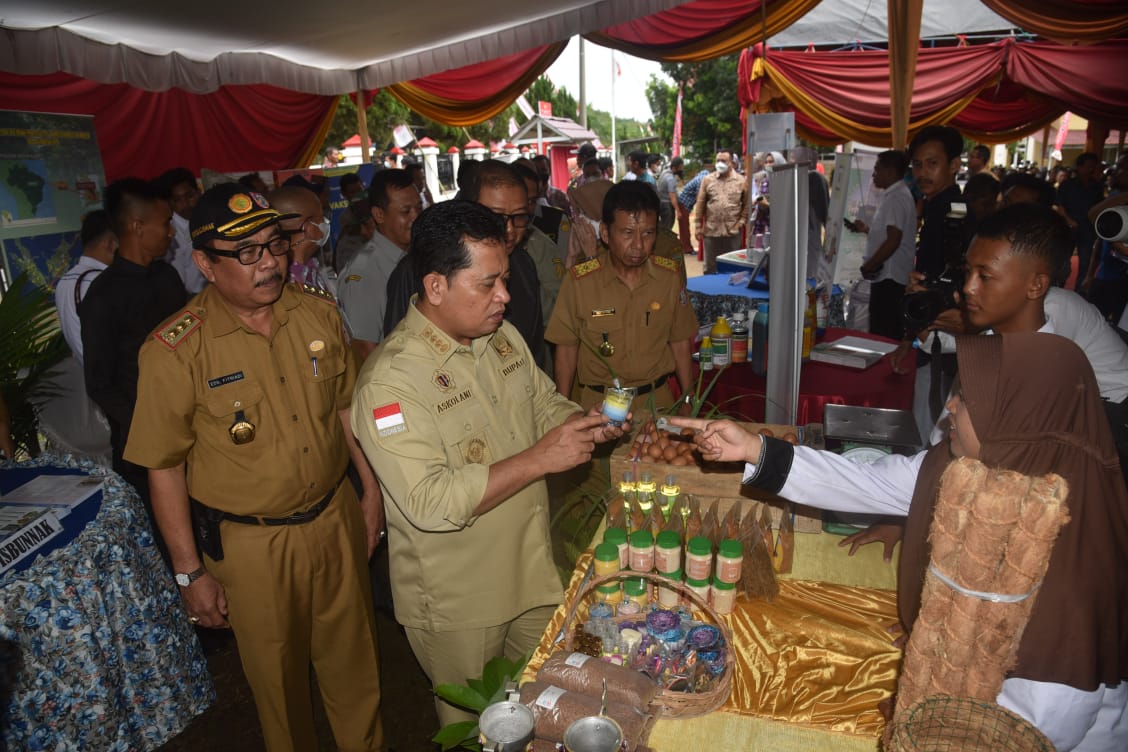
[406,162,434,210]
[339,172,364,203]
[967,144,992,177]
[598,156,615,180]
[79,178,186,515]
[856,150,917,340]
[1000,172,1056,209]
[624,151,653,187]
[154,167,205,294]
[453,159,481,201]
[1083,154,1128,322]
[351,199,625,726]
[124,183,383,752]
[749,151,781,239]
[333,198,375,274]
[581,158,603,183]
[672,331,1128,752]
[514,161,566,327]
[656,156,683,232]
[791,146,830,279]
[56,210,116,360]
[569,143,598,190]
[695,149,749,274]
[546,181,697,416]
[322,146,343,169]
[269,185,335,294]
[238,172,269,194]
[960,172,1002,252]
[909,126,965,282]
[531,154,572,216]
[646,153,663,183]
[677,166,711,255]
[338,169,421,360]
[1057,152,1105,292]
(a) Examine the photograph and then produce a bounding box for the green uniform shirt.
[352,303,579,631]
[124,283,354,516]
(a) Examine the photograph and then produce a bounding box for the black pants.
[869,279,906,341]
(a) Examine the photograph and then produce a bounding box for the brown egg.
[677,441,695,455]
[782,432,799,445]
[758,427,775,438]
[671,455,690,466]
[662,445,679,462]
[648,443,664,459]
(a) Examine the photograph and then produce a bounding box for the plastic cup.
[601,386,635,427]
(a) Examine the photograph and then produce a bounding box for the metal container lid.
[823,404,922,448]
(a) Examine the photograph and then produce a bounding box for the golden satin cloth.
[528,532,902,749]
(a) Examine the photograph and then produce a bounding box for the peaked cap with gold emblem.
[190,182,298,247]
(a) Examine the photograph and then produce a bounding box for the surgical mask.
[310,218,331,248]
[764,164,774,173]
[715,161,730,174]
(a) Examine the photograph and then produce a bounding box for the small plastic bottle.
[629,529,655,572]
[596,582,623,608]
[604,527,629,569]
[685,536,713,581]
[710,578,737,615]
[624,577,649,610]
[710,316,732,367]
[594,542,621,578]
[752,302,770,376]
[635,472,656,514]
[655,530,682,574]
[658,474,679,520]
[618,471,636,508]
[715,539,743,584]
[699,336,714,371]
[731,312,749,364]
[684,576,711,604]
[657,569,682,608]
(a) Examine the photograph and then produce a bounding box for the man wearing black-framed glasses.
[124,182,385,751]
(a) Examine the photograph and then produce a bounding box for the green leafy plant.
[0,274,69,456]
[432,653,530,751]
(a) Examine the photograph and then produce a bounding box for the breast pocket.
[305,343,347,418]
[203,380,265,447]
[582,313,625,356]
[442,403,494,468]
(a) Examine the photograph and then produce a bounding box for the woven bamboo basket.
[559,569,734,719]
[887,695,1054,752]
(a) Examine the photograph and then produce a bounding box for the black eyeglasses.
[495,212,532,229]
[208,235,291,265]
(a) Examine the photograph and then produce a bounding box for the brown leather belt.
[579,373,672,396]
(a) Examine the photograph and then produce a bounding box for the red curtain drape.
[740,39,1128,145]
[586,0,823,62]
[0,72,336,181]
[980,0,1128,43]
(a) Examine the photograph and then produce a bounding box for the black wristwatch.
[174,565,206,588]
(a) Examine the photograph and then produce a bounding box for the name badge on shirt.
[590,308,616,318]
[208,371,245,389]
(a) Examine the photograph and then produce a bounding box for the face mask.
[764,164,773,173]
[715,161,730,174]
[311,218,331,248]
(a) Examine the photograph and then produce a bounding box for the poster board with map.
[0,111,105,241]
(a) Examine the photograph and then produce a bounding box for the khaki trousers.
[405,605,558,727]
[208,484,383,752]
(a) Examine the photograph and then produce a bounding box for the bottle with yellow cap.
[710,316,732,366]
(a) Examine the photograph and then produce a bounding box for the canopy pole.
[611,51,617,177]
[356,89,372,164]
[579,37,588,129]
[887,0,923,149]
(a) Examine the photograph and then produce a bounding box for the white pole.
[611,50,618,179]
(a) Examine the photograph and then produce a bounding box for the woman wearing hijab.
[671,332,1128,750]
[750,151,783,237]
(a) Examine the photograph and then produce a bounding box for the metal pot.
[562,714,624,752]
[479,700,536,752]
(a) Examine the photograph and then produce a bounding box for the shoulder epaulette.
[154,311,202,350]
[571,256,602,279]
[651,255,682,273]
[301,282,336,303]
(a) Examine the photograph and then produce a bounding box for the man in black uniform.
[80,177,186,510]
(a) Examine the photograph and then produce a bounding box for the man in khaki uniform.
[695,149,749,274]
[546,181,698,415]
[124,183,384,752]
[351,201,625,726]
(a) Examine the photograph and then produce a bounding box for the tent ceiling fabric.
[766,0,1012,47]
[0,0,686,95]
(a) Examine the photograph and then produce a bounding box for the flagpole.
[611,50,618,178]
[579,37,588,129]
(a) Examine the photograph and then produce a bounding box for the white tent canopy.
[1,0,1019,96]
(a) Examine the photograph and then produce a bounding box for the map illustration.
[0,159,54,227]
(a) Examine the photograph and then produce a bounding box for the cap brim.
[213,209,300,241]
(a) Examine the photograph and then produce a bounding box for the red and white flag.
[672,86,684,158]
[372,403,407,437]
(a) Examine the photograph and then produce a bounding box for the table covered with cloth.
[691,327,913,425]
[0,455,214,751]
[527,530,902,751]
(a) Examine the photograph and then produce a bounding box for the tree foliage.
[646,54,743,169]
[322,76,648,155]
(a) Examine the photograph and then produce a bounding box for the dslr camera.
[901,203,969,338]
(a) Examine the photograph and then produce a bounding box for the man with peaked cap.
[124,183,384,751]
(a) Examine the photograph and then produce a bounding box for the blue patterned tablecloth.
[0,455,215,751]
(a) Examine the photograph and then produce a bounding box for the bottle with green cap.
[655,530,681,574]
[684,575,710,603]
[685,535,713,581]
[603,527,628,569]
[657,568,682,608]
[629,529,655,572]
[624,576,649,610]
[711,577,736,614]
[594,541,620,578]
[715,538,743,584]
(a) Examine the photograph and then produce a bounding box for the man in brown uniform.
[547,181,698,415]
[124,183,384,752]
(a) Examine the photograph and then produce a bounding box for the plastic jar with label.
[623,577,649,610]
[603,527,629,569]
[715,539,743,584]
[654,530,682,574]
[629,530,655,572]
[685,536,713,581]
[594,542,621,578]
[684,576,710,604]
[657,569,682,608]
[710,578,737,615]
[596,581,623,608]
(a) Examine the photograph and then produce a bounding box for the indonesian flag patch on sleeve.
[373,403,408,437]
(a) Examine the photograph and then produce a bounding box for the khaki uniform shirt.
[124,284,354,516]
[696,171,748,238]
[525,226,565,323]
[544,254,699,388]
[352,304,578,631]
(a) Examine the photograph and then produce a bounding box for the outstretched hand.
[838,521,904,563]
[666,417,760,463]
